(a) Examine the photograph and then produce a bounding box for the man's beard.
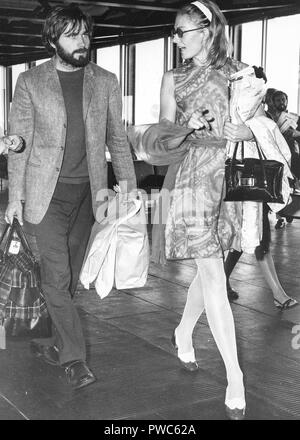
[277,105,286,112]
[56,42,89,68]
[277,104,287,112]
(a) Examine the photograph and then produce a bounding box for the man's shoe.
[30,341,59,366]
[227,286,239,301]
[64,361,96,390]
[275,218,285,229]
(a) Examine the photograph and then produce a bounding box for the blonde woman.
[157,0,259,420]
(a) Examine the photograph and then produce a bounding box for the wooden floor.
[1,181,300,420]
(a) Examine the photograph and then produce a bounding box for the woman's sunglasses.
[171,27,205,39]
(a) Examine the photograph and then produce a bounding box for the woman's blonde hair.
[177,1,228,68]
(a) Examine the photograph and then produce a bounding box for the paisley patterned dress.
[165,58,246,259]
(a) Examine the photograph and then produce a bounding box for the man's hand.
[224,120,253,142]
[5,201,24,225]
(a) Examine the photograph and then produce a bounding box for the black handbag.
[224,139,284,203]
[0,218,51,341]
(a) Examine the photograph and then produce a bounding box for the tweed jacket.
[8,58,136,224]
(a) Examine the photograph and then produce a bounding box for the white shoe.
[171,329,199,372]
[225,386,246,420]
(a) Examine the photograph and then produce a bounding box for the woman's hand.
[223,120,253,142]
[187,109,214,130]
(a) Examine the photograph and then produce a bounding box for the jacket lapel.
[46,58,66,120]
[83,64,96,121]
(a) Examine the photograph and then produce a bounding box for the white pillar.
[0,66,7,135]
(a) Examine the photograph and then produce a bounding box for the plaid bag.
[0,218,50,339]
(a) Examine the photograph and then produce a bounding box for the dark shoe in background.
[30,340,59,366]
[227,285,239,302]
[275,218,285,229]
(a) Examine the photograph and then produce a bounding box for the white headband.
[191,1,212,22]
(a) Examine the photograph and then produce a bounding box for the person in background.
[271,90,300,144]
[5,4,136,390]
[264,87,277,120]
[225,87,298,310]
[268,90,300,228]
[225,209,298,310]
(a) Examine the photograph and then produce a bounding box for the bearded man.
[5,4,136,389]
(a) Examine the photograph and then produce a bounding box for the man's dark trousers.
[28,181,94,365]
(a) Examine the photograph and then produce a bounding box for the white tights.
[176,258,245,402]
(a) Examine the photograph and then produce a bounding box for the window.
[241,21,262,67]
[35,58,50,66]
[135,39,164,124]
[266,14,300,113]
[12,63,26,96]
[97,46,120,81]
[0,67,5,135]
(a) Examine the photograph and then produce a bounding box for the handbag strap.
[248,131,267,161]
[2,223,17,256]
[0,222,11,248]
[238,141,267,160]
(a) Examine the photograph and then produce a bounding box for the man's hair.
[42,4,93,55]
[263,87,277,105]
[177,1,228,69]
[272,90,288,102]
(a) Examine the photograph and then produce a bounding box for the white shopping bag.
[80,213,116,298]
[80,193,149,299]
[115,198,149,289]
